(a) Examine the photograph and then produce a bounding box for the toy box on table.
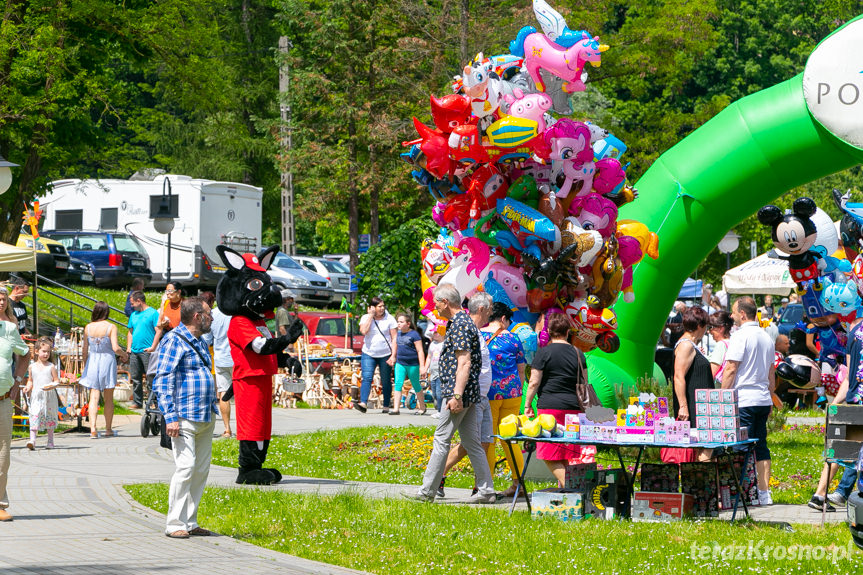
[632,492,694,522]
[693,389,743,444]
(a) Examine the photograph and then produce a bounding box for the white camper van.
[39,174,263,288]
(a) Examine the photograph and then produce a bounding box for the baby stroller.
[139,386,162,438]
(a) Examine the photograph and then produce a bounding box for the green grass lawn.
[126,485,863,574]
[210,423,835,502]
[211,424,533,491]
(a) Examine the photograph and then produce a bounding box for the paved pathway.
[1,408,847,573]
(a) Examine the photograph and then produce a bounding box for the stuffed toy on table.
[215,245,304,485]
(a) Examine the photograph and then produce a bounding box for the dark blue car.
[41,230,152,287]
[776,303,805,335]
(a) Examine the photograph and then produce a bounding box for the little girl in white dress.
[25,338,60,450]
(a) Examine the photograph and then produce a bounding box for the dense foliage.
[355,215,437,312]
[2,0,862,289]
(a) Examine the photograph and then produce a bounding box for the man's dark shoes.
[352,401,367,413]
[808,495,835,512]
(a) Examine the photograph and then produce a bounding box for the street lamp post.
[0,152,18,195]
[718,230,741,270]
[153,178,176,285]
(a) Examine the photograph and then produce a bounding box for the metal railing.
[13,273,127,337]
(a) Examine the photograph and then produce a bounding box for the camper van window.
[77,235,108,251]
[55,209,83,230]
[100,208,118,231]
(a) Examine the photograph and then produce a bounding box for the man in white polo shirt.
[721,296,776,506]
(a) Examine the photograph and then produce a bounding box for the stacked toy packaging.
[693,388,749,443]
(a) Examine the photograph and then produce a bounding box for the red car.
[297,312,363,354]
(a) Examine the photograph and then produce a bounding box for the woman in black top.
[524,313,593,486]
[672,306,713,422]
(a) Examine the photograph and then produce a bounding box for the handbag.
[573,349,601,409]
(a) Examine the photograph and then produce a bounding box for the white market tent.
[722,252,795,296]
[0,241,36,273]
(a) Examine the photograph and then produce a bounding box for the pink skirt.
[536,408,596,463]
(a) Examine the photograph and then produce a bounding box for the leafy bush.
[355,214,437,313]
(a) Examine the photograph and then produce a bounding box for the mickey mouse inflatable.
[216,245,304,485]
[757,197,822,294]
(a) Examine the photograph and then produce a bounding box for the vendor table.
[497,435,759,522]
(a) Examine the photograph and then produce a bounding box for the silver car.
[268,252,334,307]
[294,255,354,302]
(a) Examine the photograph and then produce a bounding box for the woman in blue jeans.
[353,297,397,413]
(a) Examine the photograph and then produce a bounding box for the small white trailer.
[40,174,263,287]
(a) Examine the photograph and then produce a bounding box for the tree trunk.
[459,0,469,64]
[369,144,379,244]
[367,25,379,246]
[348,118,360,272]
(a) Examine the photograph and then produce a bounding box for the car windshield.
[273,253,303,270]
[321,260,349,273]
[114,235,146,254]
[779,305,804,324]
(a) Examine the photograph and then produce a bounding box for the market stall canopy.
[722,252,795,296]
[0,241,36,272]
[678,277,702,299]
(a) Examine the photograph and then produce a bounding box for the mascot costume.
[216,245,304,485]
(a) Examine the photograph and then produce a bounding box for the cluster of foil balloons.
[760,195,857,403]
[401,0,660,358]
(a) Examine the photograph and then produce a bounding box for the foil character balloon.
[510,27,608,93]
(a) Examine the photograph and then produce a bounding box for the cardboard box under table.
[633,492,694,522]
[495,433,758,521]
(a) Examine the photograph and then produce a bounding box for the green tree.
[0,0,231,243]
[355,214,437,311]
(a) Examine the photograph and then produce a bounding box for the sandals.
[388,410,401,415]
[414,409,427,415]
[166,530,190,539]
[221,431,233,438]
[352,401,367,414]
[103,431,115,437]
[90,432,99,439]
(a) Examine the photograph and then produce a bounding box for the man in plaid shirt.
[153,296,218,539]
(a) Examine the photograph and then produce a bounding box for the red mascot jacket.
[228,315,278,441]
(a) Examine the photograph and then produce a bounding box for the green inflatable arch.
[588,16,863,406]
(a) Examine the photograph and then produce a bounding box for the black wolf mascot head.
[215,245,283,319]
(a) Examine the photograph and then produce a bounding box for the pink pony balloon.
[511,29,608,93]
[438,236,492,298]
[544,119,594,198]
[568,193,618,239]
